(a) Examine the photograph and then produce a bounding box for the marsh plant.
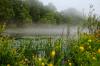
[0,22,100,66]
[0,5,100,66]
[83,5,100,34]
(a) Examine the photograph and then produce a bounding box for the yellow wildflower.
[42,62,45,66]
[48,63,53,66]
[92,57,96,60]
[98,49,100,53]
[79,46,84,51]
[51,50,56,57]
[88,39,92,42]
[38,58,42,61]
[7,64,10,66]
[69,63,72,66]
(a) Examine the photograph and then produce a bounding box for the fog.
[4,24,88,38]
[39,0,100,16]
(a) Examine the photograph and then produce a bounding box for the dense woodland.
[0,0,84,27]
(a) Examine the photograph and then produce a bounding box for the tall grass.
[0,23,100,66]
[0,5,100,65]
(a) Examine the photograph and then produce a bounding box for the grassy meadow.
[0,0,100,66]
[0,22,100,66]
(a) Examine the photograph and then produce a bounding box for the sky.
[39,0,100,16]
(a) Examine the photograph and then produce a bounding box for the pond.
[4,25,89,38]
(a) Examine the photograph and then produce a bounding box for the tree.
[12,0,32,25]
[26,0,44,22]
[40,12,56,24]
[0,0,14,23]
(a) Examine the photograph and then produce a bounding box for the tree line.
[0,0,83,27]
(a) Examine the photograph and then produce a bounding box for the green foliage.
[12,0,32,25]
[66,33,100,66]
[0,23,6,32]
[0,0,75,26]
[0,28,100,66]
[0,0,14,21]
[40,12,56,24]
[0,35,16,65]
[83,5,100,34]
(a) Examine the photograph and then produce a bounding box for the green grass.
[0,30,100,66]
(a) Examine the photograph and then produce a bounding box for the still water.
[4,25,88,38]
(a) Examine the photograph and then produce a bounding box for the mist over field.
[0,0,100,66]
[4,24,88,38]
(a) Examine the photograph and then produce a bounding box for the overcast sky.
[39,0,100,16]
